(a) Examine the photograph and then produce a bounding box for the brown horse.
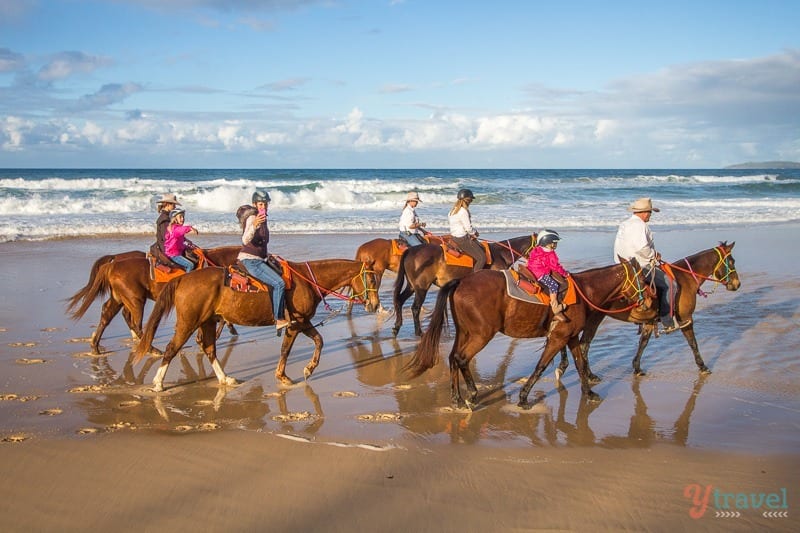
[392,234,537,336]
[132,259,379,391]
[351,233,450,312]
[556,241,740,380]
[66,246,241,354]
[406,259,652,409]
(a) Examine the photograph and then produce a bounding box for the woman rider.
[448,188,485,272]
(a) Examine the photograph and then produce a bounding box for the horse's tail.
[406,278,461,378]
[133,278,178,364]
[66,260,114,320]
[393,249,409,302]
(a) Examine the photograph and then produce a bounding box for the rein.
[571,262,649,314]
[280,259,376,307]
[479,235,537,262]
[659,246,736,297]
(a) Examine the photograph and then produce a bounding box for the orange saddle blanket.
[442,241,492,267]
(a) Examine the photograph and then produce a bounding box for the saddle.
[391,239,408,257]
[504,269,578,305]
[147,248,201,283]
[225,257,293,293]
[441,241,492,267]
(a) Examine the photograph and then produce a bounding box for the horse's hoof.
[699,367,712,375]
[517,401,531,410]
[588,373,602,385]
[221,376,239,387]
[585,390,602,402]
[151,384,164,393]
[149,346,163,356]
[303,367,313,381]
[634,370,647,377]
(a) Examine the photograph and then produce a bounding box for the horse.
[556,241,740,380]
[406,258,652,409]
[392,234,537,336]
[66,246,241,355]
[132,258,380,391]
[351,233,450,313]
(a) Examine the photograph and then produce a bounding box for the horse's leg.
[576,313,605,383]
[566,336,600,402]
[391,285,414,336]
[273,328,302,386]
[518,335,568,408]
[411,288,428,337]
[151,327,196,392]
[448,354,465,408]
[90,298,123,355]
[680,323,711,374]
[198,320,238,387]
[300,326,324,381]
[631,324,655,376]
[555,348,569,384]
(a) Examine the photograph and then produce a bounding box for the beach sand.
[1,226,798,531]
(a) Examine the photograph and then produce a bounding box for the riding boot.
[550,293,567,322]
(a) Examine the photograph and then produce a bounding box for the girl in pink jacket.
[527,229,569,322]
[165,208,198,272]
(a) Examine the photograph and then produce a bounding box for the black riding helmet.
[252,191,271,204]
[457,188,475,200]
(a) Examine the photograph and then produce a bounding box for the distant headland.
[724,161,800,169]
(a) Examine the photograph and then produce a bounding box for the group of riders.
[151,188,689,336]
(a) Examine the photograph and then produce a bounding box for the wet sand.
[1,227,798,531]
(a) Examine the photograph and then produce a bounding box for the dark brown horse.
[406,259,652,409]
[66,246,241,354]
[392,234,537,336]
[133,259,379,391]
[556,241,740,380]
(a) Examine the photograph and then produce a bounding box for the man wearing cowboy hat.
[614,197,687,334]
[398,191,427,247]
[151,193,182,268]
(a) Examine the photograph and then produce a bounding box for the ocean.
[1,168,798,242]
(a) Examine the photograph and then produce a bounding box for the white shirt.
[448,207,476,238]
[237,215,264,261]
[614,214,657,266]
[399,204,421,234]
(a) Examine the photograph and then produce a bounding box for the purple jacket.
[526,246,568,279]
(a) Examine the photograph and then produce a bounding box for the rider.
[398,191,427,246]
[614,197,688,334]
[151,193,181,267]
[527,229,569,322]
[237,191,290,331]
[164,208,198,272]
[448,188,485,271]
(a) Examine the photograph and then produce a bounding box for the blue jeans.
[400,231,425,247]
[169,255,194,272]
[645,265,673,326]
[241,258,286,320]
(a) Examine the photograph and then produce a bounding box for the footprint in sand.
[118,400,142,408]
[272,411,313,422]
[41,327,65,332]
[105,422,135,431]
[262,392,283,399]
[174,425,194,432]
[65,337,92,344]
[333,391,358,398]
[392,384,412,391]
[193,400,215,406]
[357,412,403,422]
[1,394,19,401]
[2,433,30,443]
[69,385,107,393]
[198,423,220,431]
[8,342,38,348]
[77,427,101,435]
[15,358,47,365]
[39,408,63,416]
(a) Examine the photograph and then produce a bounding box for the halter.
[661,245,737,297]
[571,261,651,314]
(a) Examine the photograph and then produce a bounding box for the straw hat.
[157,193,181,206]
[628,197,660,213]
[406,191,422,203]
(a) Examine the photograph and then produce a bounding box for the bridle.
[660,245,737,297]
[281,260,378,310]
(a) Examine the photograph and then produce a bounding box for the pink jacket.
[164,224,194,257]
[526,246,568,279]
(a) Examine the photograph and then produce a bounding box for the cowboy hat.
[157,193,181,206]
[628,197,660,213]
[406,191,422,202]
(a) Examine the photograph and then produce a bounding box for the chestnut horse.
[133,259,379,391]
[406,259,652,409]
[556,241,740,380]
[66,246,240,354]
[392,234,537,336]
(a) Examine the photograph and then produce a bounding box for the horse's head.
[714,241,741,291]
[351,262,380,313]
[620,257,654,312]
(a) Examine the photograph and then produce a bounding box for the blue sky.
[1,0,799,168]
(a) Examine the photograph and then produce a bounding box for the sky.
[1,0,799,169]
